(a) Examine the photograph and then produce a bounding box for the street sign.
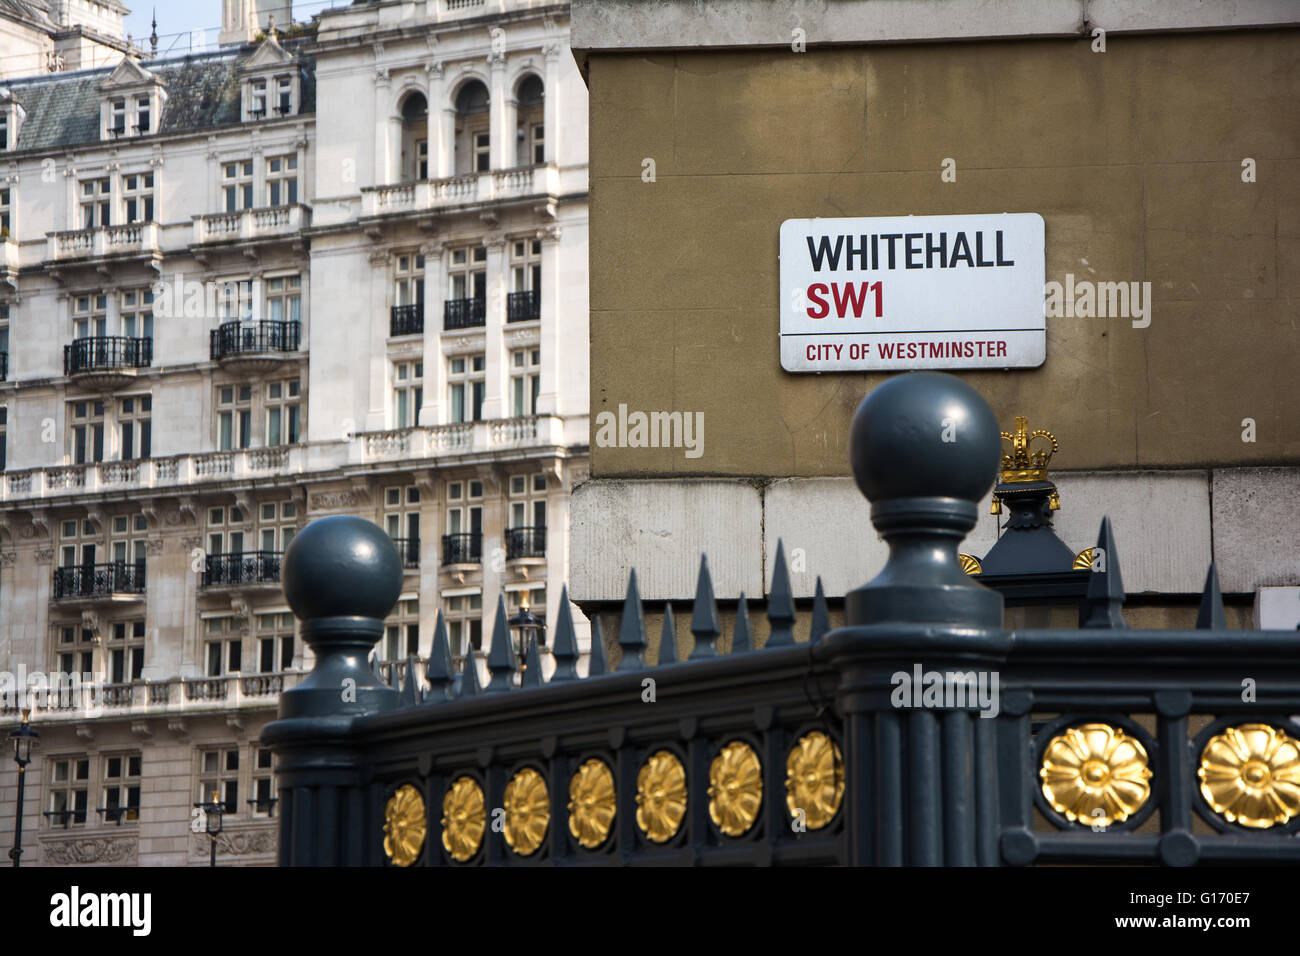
[779,213,1045,371]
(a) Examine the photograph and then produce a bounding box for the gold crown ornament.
[991,417,1060,515]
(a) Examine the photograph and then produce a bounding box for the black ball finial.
[282,515,402,623]
[849,371,1001,505]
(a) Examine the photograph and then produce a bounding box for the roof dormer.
[98,58,167,141]
[240,34,301,122]
[0,89,25,152]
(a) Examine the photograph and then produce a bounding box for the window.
[266,154,297,206]
[135,95,151,135]
[257,500,297,554]
[217,278,254,322]
[511,348,541,417]
[250,79,267,117]
[447,354,485,423]
[120,289,153,340]
[384,486,420,567]
[266,379,300,445]
[275,75,293,115]
[511,239,541,293]
[394,254,424,308]
[105,620,145,683]
[0,407,6,471]
[265,275,301,323]
[109,98,126,136]
[55,624,95,679]
[445,482,482,561]
[0,113,7,151]
[116,396,151,461]
[445,594,483,659]
[198,747,240,816]
[383,598,419,661]
[72,293,108,339]
[509,472,548,526]
[473,131,490,172]
[204,617,242,676]
[207,505,246,560]
[69,400,106,464]
[256,613,295,673]
[80,178,111,228]
[516,74,545,166]
[122,173,153,223]
[454,80,490,175]
[217,385,252,450]
[393,361,422,429]
[251,746,276,816]
[399,92,429,182]
[102,754,142,823]
[416,139,428,179]
[48,757,90,827]
[222,161,254,212]
[0,186,10,235]
[449,245,487,301]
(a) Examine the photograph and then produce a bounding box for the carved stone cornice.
[42,836,137,865]
[192,827,275,858]
[34,548,54,564]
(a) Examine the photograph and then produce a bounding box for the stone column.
[419,242,445,426]
[373,68,392,185]
[543,41,562,164]
[488,53,508,172]
[425,61,445,178]
[366,248,390,433]
[535,225,560,415]
[480,236,508,421]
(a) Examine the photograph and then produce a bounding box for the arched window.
[399,91,428,182]
[515,74,544,166]
[454,80,490,174]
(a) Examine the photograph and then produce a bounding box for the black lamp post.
[194,789,225,868]
[8,708,39,867]
[508,594,544,677]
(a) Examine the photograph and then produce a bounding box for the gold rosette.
[1198,723,1300,829]
[440,776,486,862]
[503,767,550,856]
[708,741,763,837]
[635,750,687,843]
[568,759,616,849]
[383,784,426,867]
[1039,723,1152,826]
[785,731,844,830]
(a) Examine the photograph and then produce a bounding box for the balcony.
[390,304,424,337]
[358,164,561,219]
[444,297,485,330]
[202,551,282,588]
[441,532,482,567]
[1,671,306,721]
[63,336,152,389]
[507,289,540,323]
[191,204,310,247]
[52,560,146,601]
[44,223,161,268]
[390,536,420,570]
[505,526,546,562]
[210,320,301,373]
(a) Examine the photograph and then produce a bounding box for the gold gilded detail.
[636,750,687,843]
[503,767,550,856]
[958,553,982,575]
[708,741,763,837]
[1198,724,1300,829]
[440,776,486,862]
[383,784,425,867]
[1073,548,1094,571]
[568,759,616,849]
[1039,723,1152,826]
[785,731,844,830]
[1000,416,1058,483]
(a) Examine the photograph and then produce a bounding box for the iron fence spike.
[425,610,454,701]
[1196,563,1226,630]
[689,554,720,659]
[587,615,608,677]
[659,604,677,665]
[1082,515,1128,629]
[810,578,831,642]
[616,567,648,671]
[765,538,796,647]
[486,593,516,692]
[550,584,580,682]
[733,592,753,652]
[458,651,481,698]
[398,654,421,708]
[522,634,544,688]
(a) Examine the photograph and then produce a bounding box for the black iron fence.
[390,304,424,337]
[210,320,301,360]
[443,297,485,330]
[507,289,540,323]
[264,373,1300,867]
[505,525,545,559]
[63,336,152,375]
[52,560,146,599]
[202,551,283,587]
[441,532,481,565]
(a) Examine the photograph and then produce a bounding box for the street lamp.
[8,707,39,868]
[508,593,545,677]
[194,789,225,868]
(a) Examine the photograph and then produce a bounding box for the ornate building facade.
[0,0,589,866]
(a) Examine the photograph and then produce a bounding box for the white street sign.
[779,213,1045,371]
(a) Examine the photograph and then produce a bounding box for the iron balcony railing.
[390,304,424,336]
[441,532,482,565]
[63,336,152,376]
[505,525,546,559]
[202,551,283,587]
[52,560,146,599]
[443,297,486,330]
[507,289,540,323]
[390,536,420,569]
[210,320,301,360]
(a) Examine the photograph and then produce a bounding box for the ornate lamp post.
[7,708,39,867]
[508,594,544,677]
[194,789,225,868]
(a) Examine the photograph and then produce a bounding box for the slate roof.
[2,44,316,154]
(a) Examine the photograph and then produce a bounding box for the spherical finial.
[282,515,402,623]
[849,372,1001,504]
